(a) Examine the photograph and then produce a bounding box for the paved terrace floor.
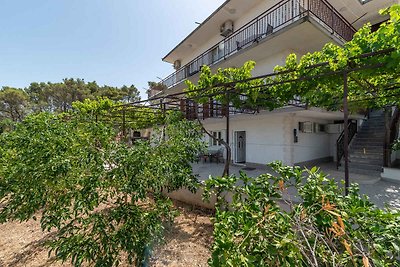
[192,162,400,210]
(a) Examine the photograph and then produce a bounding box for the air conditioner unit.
[220,20,234,37]
[313,123,326,133]
[326,124,344,134]
[299,121,313,133]
[173,60,181,70]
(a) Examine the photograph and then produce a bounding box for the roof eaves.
[162,0,231,62]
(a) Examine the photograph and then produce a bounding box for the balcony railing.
[162,0,356,89]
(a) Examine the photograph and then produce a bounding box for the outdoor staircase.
[340,110,385,176]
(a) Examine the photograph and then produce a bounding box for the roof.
[162,0,230,62]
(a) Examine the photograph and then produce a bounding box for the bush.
[204,162,400,267]
[392,139,400,151]
[0,111,204,266]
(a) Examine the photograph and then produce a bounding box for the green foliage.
[0,118,15,134]
[392,139,400,151]
[204,162,400,267]
[71,98,164,131]
[0,87,30,122]
[72,97,116,118]
[185,4,400,112]
[0,78,141,122]
[0,110,204,266]
[147,81,167,98]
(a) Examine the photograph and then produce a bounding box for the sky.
[0,0,225,99]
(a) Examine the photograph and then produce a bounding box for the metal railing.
[336,121,358,169]
[161,0,356,89]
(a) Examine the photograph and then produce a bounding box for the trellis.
[108,48,400,195]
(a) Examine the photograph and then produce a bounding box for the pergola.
[109,48,400,195]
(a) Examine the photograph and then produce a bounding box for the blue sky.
[0,0,225,99]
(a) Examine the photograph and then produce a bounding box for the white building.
[157,0,397,170]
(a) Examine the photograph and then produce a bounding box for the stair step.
[351,145,383,150]
[351,152,383,159]
[354,133,385,141]
[354,139,384,142]
[351,142,384,147]
[352,138,384,142]
[348,157,382,165]
[341,109,386,176]
[359,127,385,131]
[340,162,382,171]
[338,166,382,176]
[349,153,382,160]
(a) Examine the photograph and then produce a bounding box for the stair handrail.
[336,121,358,169]
[384,106,400,166]
[389,106,400,146]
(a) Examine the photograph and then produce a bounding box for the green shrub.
[392,139,400,151]
[204,162,400,267]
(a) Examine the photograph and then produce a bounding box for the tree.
[147,81,167,98]
[23,79,141,114]
[0,101,204,266]
[0,87,29,122]
[120,85,141,103]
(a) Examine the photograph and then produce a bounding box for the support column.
[226,96,230,176]
[343,72,349,196]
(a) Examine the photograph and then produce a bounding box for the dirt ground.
[0,202,214,267]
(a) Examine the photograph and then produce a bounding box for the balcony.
[161,0,356,89]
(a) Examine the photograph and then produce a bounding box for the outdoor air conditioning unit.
[220,20,234,37]
[313,123,326,133]
[173,60,181,70]
[326,124,344,134]
[299,121,313,133]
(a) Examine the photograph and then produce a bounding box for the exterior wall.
[180,33,223,66]
[203,112,338,166]
[251,49,295,75]
[180,0,289,66]
[292,116,332,164]
[163,1,363,167]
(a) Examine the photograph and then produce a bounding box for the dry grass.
[0,201,214,267]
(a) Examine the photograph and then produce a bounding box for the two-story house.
[156,0,397,173]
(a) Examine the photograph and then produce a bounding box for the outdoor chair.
[201,146,224,163]
[210,147,224,164]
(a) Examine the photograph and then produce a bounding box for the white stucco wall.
[292,116,332,164]
[203,111,337,166]
[251,49,295,76]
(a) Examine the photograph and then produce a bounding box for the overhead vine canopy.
[184,5,400,112]
[109,6,400,126]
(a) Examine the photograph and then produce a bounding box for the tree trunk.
[194,102,231,176]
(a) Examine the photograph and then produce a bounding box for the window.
[210,131,222,146]
[211,42,224,63]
